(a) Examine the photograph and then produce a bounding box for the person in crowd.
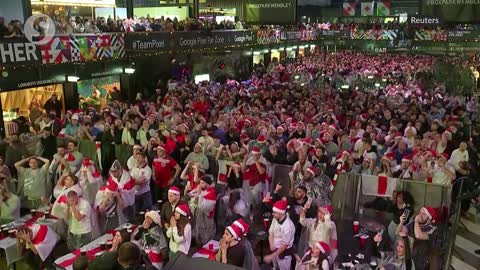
[15,155,50,208]
[76,158,103,205]
[191,175,217,246]
[16,223,60,269]
[132,210,167,270]
[298,205,337,262]
[51,173,83,220]
[88,230,132,270]
[64,114,82,140]
[65,141,84,174]
[127,145,143,171]
[184,143,209,171]
[117,242,156,270]
[265,199,296,270]
[429,153,456,185]
[0,174,20,220]
[166,203,192,257]
[65,190,95,251]
[160,186,184,230]
[131,152,152,212]
[43,93,62,118]
[152,146,181,201]
[294,241,331,270]
[397,206,438,269]
[243,146,267,205]
[217,222,246,267]
[95,160,135,232]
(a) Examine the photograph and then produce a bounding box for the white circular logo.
[24,14,56,45]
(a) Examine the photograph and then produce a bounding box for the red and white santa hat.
[168,186,181,196]
[382,152,395,162]
[320,205,333,215]
[276,126,285,133]
[437,152,449,160]
[175,204,191,217]
[422,206,439,223]
[233,218,250,235]
[328,124,338,131]
[402,155,412,163]
[315,241,331,255]
[360,113,369,121]
[251,146,261,154]
[272,200,289,214]
[257,134,266,143]
[226,223,244,240]
[305,166,316,176]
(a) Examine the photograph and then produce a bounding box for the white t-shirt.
[432,164,455,186]
[130,165,152,195]
[268,216,295,249]
[68,198,93,235]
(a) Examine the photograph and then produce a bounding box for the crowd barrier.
[331,173,452,220]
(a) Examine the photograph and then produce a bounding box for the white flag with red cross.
[361,2,374,16]
[361,175,398,197]
[343,2,356,16]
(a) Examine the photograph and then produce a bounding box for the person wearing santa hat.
[160,186,186,230]
[217,223,246,267]
[166,204,192,258]
[265,199,296,270]
[191,176,217,246]
[299,205,337,262]
[15,222,60,269]
[429,153,455,185]
[76,158,103,205]
[152,145,181,202]
[65,190,95,251]
[64,141,84,175]
[398,206,438,270]
[132,210,167,270]
[392,155,414,180]
[294,241,331,270]
[290,122,306,139]
[126,144,143,171]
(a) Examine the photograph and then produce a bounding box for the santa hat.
[133,144,143,150]
[303,137,313,146]
[272,200,288,214]
[155,145,166,152]
[437,152,449,160]
[232,162,242,168]
[276,126,285,133]
[328,124,338,131]
[257,134,266,144]
[168,186,181,196]
[183,110,193,118]
[321,205,333,215]
[382,152,395,162]
[422,206,439,223]
[443,127,453,137]
[145,211,161,226]
[233,218,250,235]
[226,224,244,240]
[402,155,412,163]
[175,204,191,217]
[305,166,316,176]
[341,150,351,158]
[240,133,249,140]
[360,113,369,121]
[315,241,331,255]
[244,119,252,125]
[251,146,261,154]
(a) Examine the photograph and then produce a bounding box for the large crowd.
[0,50,479,270]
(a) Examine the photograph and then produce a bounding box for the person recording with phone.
[386,191,414,242]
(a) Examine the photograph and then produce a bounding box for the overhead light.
[375,83,381,87]
[382,78,387,82]
[367,75,374,79]
[341,85,350,89]
[271,49,278,53]
[253,51,261,55]
[124,68,135,74]
[66,76,79,82]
